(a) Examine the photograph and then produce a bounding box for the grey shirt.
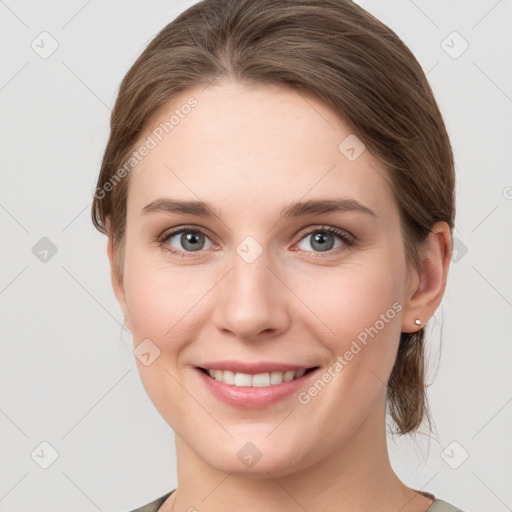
[127,490,465,512]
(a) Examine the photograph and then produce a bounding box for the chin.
[195,436,312,478]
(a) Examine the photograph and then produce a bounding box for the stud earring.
[414,319,421,326]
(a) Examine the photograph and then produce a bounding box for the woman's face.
[112,80,418,476]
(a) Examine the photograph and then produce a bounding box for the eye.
[160,227,216,257]
[158,225,354,258]
[295,226,354,255]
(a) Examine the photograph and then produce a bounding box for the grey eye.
[297,230,345,252]
[166,230,214,252]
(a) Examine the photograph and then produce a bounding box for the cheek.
[122,246,216,346]
[286,258,405,439]
[124,239,406,353]
[289,254,406,376]
[121,251,209,421]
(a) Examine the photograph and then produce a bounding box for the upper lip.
[196,361,316,374]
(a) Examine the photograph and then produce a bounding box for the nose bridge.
[212,237,289,339]
[231,244,272,302]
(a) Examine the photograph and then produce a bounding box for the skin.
[107,80,451,512]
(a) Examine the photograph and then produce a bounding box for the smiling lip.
[195,361,320,409]
[197,361,310,373]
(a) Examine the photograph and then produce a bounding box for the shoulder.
[126,490,175,512]
[427,498,466,512]
[125,490,466,512]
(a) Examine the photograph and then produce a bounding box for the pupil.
[182,231,204,251]
[312,232,334,252]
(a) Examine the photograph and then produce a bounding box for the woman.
[92,0,464,510]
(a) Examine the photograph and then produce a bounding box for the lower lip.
[196,368,319,409]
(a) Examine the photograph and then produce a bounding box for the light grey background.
[1,1,511,511]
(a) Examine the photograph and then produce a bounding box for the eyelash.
[158,225,355,259]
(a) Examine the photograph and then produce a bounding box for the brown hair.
[91,0,455,435]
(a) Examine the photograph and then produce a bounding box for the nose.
[212,247,291,342]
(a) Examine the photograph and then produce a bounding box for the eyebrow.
[141,197,377,221]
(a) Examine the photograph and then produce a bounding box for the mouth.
[197,366,319,387]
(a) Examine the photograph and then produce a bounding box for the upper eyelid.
[296,224,352,239]
[160,224,353,248]
[160,225,217,243]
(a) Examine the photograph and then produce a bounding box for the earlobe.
[401,222,452,333]
[106,235,131,331]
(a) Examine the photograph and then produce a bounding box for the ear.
[107,234,131,332]
[401,221,452,333]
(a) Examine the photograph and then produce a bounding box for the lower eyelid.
[159,227,353,255]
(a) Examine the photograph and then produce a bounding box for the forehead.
[127,80,397,221]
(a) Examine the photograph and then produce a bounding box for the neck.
[165,396,432,512]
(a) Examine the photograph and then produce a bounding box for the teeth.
[270,371,284,385]
[283,370,295,382]
[223,370,235,385]
[234,372,252,387]
[205,368,309,387]
[252,373,270,387]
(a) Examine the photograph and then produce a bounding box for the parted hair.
[92,0,455,435]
